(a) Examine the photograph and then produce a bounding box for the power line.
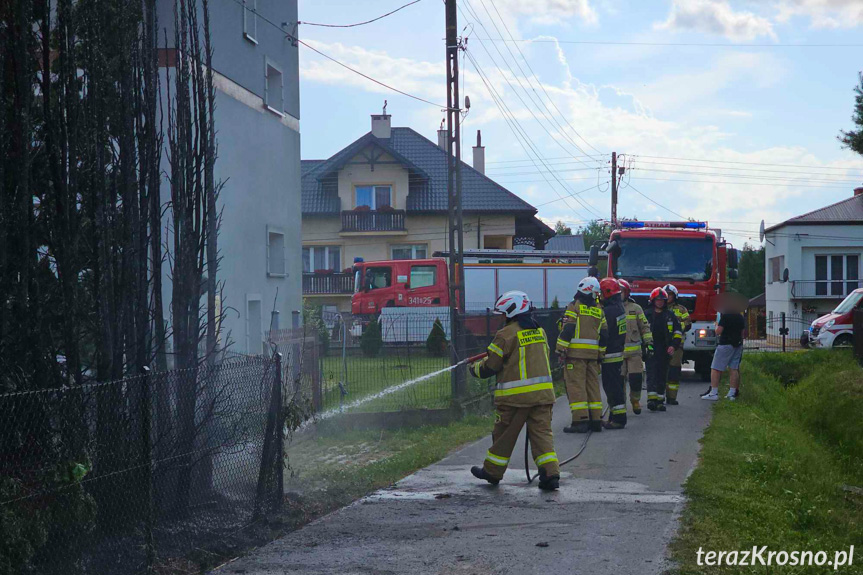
[299,0,422,28]
[620,181,686,220]
[478,37,863,48]
[632,154,863,171]
[631,167,861,186]
[296,38,446,108]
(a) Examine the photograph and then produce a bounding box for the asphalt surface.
[219,370,713,575]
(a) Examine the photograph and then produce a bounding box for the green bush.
[302,301,330,356]
[0,479,47,575]
[550,297,560,309]
[360,319,383,357]
[426,319,448,357]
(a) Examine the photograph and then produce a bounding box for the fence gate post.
[780,312,787,353]
[140,366,155,572]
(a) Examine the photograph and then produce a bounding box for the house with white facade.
[764,187,863,337]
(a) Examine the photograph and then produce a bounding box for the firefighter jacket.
[473,316,556,408]
[556,294,608,360]
[644,307,683,351]
[601,295,627,365]
[670,302,692,333]
[623,299,652,357]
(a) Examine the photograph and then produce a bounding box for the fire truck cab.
[591,221,739,380]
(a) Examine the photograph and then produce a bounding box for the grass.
[670,350,863,574]
[283,414,493,516]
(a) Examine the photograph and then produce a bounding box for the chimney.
[855,186,863,197]
[371,113,391,139]
[472,130,485,174]
[438,128,447,150]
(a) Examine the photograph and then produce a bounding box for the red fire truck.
[350,249,593,316]
[590,221,739,380]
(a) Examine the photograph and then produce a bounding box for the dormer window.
[356,185,391,209]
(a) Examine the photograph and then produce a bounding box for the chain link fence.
[0,352,299,575]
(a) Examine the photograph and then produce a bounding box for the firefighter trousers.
[564,359,602,424]
[666,348,684,401]
[601,360,627,426]
[622,355,644,404]
[483,404,559,481]
[646,352,670,404]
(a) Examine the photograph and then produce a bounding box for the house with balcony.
[301,113,554,312]
[764,187,863,335]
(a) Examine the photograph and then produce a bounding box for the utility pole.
[611,151,618,225]
[445,0,466,398]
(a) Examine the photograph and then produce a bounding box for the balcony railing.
[303,272,354,295]
[341,209,406,233]
[791,279,861,299]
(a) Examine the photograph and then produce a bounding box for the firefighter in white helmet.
[663,284,691,405]
[469,291,560,490]
[556,277,608,433]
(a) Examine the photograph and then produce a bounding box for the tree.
[729,244,765,299]
[839,72,863,156]
[553,221,572,236]
[426,319,448,357]
[577,220,613,249]
[360,319,383,357]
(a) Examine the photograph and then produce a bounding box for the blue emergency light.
[620,221,706,229]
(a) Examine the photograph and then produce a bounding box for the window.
[243,0,257,43]
[409,265,436,289]
[302,246,341,272]
[265,61,283,115]
[267,229,286,276]
[364,266,392,290]
[769,255,784,284]
[815,254,860,297]
[355,185,392,209]
[391,244,427,260]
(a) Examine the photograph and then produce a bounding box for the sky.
[294,0,863,248]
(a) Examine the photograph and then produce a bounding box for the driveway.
[217,370,713,575]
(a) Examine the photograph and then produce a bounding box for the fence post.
[780,312,787,353]
[254,354,281,520]
[274,353,284,512]
[140,366,155,572]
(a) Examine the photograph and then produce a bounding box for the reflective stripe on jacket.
[601,298,627,363]
[624,300,653,357]
[481,321,556,407]
[556,299,608,360]
[671,302,692,332]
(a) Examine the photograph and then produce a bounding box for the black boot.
[589,420,603,432]
[470,466,500,485]
[647,400,657,411]
[537,468,560,491]
[656,402,667,412]
[564,422,590,434]
[602,419,625,430]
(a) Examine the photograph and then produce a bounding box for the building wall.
[158,0,301,355]
[765,223,863,331]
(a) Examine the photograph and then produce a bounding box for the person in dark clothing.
[702,311,747,401]
[598,279,628,429]
[643,288,683,412]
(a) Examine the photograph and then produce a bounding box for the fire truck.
[350,249,594,316]
[589,221,739,380]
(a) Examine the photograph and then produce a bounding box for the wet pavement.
[217,370,713,575]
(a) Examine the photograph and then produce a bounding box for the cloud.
[655,0,777,42]
[774,0,863,28]
[494,0,598,27]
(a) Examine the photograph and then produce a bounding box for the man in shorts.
[701,310,746,401]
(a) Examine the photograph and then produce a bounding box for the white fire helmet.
[577,277,601,298]
[664,284,679,300]
[493,290,532,318]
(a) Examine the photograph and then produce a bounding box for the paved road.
[219,371,713,575]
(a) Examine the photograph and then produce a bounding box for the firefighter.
[599,279,628,429]
[556,277,607,433]
[663,284,692,405]
[644,287,683,412]
[618,279,653,415]
[469,291,560,491]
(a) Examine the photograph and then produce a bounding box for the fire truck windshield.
[613,237,714,282]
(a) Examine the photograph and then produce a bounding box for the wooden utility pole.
[611,151,618,225]
[445,0,466,397]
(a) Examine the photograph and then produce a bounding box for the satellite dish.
[783,268,790,283]
[759,219,766,243]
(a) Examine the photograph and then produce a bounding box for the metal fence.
[744,312,811,353]
[0,354,288,575]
